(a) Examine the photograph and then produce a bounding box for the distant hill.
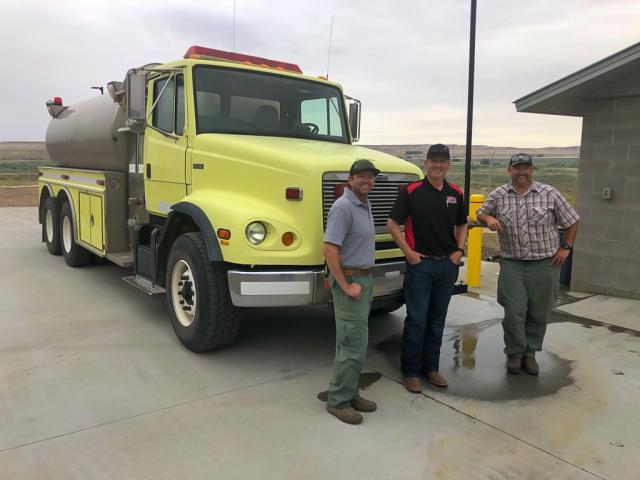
[0,142,50,161]
[362,144,580,160]
[0,141,579,163]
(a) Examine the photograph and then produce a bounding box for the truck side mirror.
[125,71,147,123]
[348,99,361,143]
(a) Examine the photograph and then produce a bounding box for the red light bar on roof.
[184,45,302,74]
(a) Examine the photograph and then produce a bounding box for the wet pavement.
[375,318,574,402]
[2,207,639,479]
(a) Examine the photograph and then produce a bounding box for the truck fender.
[166,202,224,262]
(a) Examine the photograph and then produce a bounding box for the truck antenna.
[233,0,236,53]
[326,14,335,79]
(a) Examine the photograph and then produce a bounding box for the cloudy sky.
[2,0,639,146]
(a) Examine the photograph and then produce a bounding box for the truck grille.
[322,172,420,234]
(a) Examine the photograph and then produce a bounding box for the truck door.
[144,73,188,215]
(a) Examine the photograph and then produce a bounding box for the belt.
[341,267,371,276]
[422,254,449,260]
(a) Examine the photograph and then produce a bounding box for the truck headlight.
[245,222,267,245]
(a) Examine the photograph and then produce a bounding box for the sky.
[1,0,639,147]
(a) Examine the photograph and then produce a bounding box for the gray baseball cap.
[509,153,533,166]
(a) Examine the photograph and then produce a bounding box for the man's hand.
[484,215,503,232]
[406,250,425,265]
[450,250,464,265]
[343,282,363,300]
[550,248,571,266]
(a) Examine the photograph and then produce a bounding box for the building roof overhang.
[514,42,640,117]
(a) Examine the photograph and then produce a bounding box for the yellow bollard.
[467,194,485,287]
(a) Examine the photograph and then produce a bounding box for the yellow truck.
[39,46,422,351]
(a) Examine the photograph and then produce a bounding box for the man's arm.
[476,192,502,232]
[550,220,579,266]
[476,212,503,232]
[450,223,468,265]
[387,218,424,265]
[323,242,362,300]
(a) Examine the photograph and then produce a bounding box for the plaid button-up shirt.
[477,181,580,260]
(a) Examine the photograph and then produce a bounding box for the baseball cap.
[349,159,380,176]
[509,153,533,167]
[426,143,450,160]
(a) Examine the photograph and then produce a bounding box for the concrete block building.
[515,42,640,299]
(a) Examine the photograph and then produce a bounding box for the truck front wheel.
[166,232,240,352]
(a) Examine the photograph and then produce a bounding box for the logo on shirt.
[446,196,457,206]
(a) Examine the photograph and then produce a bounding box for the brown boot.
[403,377,423,393]
[506,355,523,375]
[426,372,448,387]
[351,396,377,412]
[522,356,539,375]
[327,405,363,425]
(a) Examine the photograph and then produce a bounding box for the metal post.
[467,194,485,287]
[463,0,477,211]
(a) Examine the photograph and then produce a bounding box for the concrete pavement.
[1,207,638,479]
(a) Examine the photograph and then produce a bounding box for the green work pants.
[497,259,561,357]
[327,273,374,408]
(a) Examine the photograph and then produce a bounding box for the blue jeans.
[401,258,459,376]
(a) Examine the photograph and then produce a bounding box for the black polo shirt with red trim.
[389,178,468,256]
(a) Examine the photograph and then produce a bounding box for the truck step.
[107,251,134,267]
[122,275,166,295]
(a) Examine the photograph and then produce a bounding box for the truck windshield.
[193,66,349,143]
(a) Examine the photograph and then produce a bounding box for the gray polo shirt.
[324,187,375,269]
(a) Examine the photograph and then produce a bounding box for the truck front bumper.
[227,260,406,307]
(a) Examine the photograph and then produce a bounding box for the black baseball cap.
[426,143,450,160]
[509,153,533,167]
[350,159,380,176]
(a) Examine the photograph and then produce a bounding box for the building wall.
[572,96,640,299]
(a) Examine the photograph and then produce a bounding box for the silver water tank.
[45,94,130,173]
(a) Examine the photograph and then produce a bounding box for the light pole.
[463,0,477,211]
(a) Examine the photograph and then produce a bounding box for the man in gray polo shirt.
[322,159,379,425]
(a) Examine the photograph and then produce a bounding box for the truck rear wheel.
[60,201,91,267]
[43,196,62,255]
[166,232,240,352]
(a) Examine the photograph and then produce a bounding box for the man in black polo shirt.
[387,143,468,393]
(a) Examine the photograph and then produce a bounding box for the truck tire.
[60,201,92,267]
[166,232,240,352]
[42,196,62,255]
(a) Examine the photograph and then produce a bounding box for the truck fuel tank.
[45,94,130,173]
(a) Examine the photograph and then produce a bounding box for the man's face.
[508,163,534,185]
[348,171,376,196]
[424,156,450,180]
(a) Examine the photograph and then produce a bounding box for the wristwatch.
[561,243,573,250]
[455,247,465,254]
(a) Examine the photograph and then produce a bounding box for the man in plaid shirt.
[477,153,579,375]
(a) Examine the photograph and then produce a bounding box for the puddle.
[317,372,383,402]
[550,310,640,337]
[375,320,574,402]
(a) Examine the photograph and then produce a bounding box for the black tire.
[60,201,91,267]
[166,232,240,352]
[42,196,62,255]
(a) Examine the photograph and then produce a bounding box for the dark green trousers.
[327,274,373,408]
[497,259,561,357]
